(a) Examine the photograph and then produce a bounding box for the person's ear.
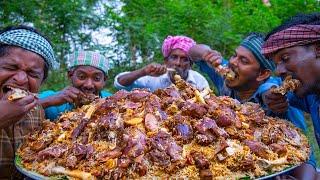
[164,58,169,66]
[256,69,272,82]
[67,70,73,79]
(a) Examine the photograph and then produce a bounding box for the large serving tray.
[15,155,298,180]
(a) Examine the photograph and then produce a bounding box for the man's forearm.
[117,69,146,86]
[39,96,59,108]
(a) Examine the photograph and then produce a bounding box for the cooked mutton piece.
[7,87,37,101]
[172,123,193,143]
[149,131,183,163]
[271,76,301,95]
[191,152,210,169]
[243,140,271,159]
[215,106,241,128]
[122,127,147,158]
[71,118,90,141]
[37,144,68,161]
[144,113,159,132]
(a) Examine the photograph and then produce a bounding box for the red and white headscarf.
[161,35,196,58]
[262,25,320,57]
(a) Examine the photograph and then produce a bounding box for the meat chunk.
[117,157,131,168]
[241,102,266,125]
[199,169,213,180]
[181,101,207,118]
[150,131,183,162]
[98,112,123,130]
[195,117,228,145]
[72,143,87,159]
[216,106,241,128]
[191,152,210,169]
[243,140,269,159]
[149,149,170,166]
[128,89,151,102]
[112,90,129,101]
[196,133,215,146]
[71,118,89,141]
[173,123,193,143]
[96,148,122,162]
[214,138,229,154]
[239,155,255,171]
[144,113,159,132]
[66,155,77,168]
[270,143,287,156]
[122,128,147,158]
[37,144,68,161]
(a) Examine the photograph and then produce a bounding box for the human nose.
[83,79,94,89]
[229,56,238,68]
[13,71,28,85]
[275,63,288,77]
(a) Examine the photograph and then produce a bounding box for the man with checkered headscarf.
[0,25,58,179]
[262,13,320,179]
[39,50,112,121]
[114,35,209,92]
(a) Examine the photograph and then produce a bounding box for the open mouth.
[2,85,30,101]
[2,85,15,94]
[225,68,238,82]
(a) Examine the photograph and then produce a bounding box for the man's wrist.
[39,96,58,108]
[139,68,148,77]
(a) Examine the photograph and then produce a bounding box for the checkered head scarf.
[0,28,58,69]
[262,25,320,57]
[66,50,109,75]
[162,35,196,58]
[240,33,276,71]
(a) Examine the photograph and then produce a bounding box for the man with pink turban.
[114,35,209,92]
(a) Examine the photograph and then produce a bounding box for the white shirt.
[114,70,209,92]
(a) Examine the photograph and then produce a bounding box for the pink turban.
[161,35,196,58]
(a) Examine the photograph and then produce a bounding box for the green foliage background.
[1,0,320,163]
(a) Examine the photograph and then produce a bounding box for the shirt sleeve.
[100,90,113,98]
[114,72,149,91]
[287,93,311,113]
[194,59,227,95]
[38,90,57,99]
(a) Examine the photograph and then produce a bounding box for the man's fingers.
[265,93,286,100]
[269,103,289,113]
[15,95,35,106]
[159,66,167,74]
[68,87,85,96]
[203,52,215,61]
[209,56,222,67]
[64,96,74,103]
[23,100,37,112]
[66,90,79,99]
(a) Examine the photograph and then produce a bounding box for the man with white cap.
[39,50,112,121]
